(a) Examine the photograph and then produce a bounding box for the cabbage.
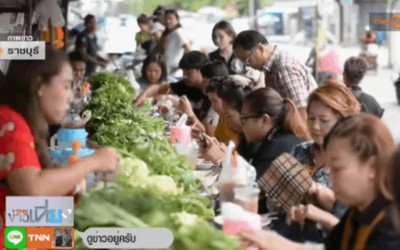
[116,157,149,184]
[145,175,182,195]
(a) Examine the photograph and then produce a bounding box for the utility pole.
[249,0,259,30]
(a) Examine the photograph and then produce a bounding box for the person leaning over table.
[258,84,360,243]
[202,79,311,213]
[204,76,239,144]
[201,78,252,162]
[0,48,120,247]
[182,61,230,136]
[201,75,266,157]
[134,51,211,125]
[233,30,317,122]
[238,114,400,250]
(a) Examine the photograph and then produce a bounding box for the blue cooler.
[56,128,88,149]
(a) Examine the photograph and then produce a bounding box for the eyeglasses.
[243,48,254,66]
[240,115,261,124]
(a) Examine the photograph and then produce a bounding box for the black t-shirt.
[238,127,305,214]
[75,30,98,76]
[169,80,211,121]
[325,196,400,250]
[350,85,384,118]
[209,49,245,75]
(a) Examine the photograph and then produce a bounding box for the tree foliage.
[126,0,274,16]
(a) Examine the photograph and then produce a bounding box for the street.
[276,43,400,142]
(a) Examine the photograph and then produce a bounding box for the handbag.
[258,153,313,212]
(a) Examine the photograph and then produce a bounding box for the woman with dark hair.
[139,53,168,91]
[0,48,120,246]
[208,21,264,88]
[240,88,310,178]
[202,77,252,161]
[158,9,191,77]
[239,114,400,250]
[209,21,237,72]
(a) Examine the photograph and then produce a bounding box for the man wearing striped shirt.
[233,30,317,121]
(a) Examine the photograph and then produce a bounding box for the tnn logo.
[28,234,50,242]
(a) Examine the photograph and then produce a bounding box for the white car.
[101,15,139,55]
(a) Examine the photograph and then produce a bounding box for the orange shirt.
[214,115,239,145]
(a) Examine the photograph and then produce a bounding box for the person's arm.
[178,96,206,132]
[134,84,171,106]
[96,55,109,64]
[307,182,336,212]
[178,29,192,53]
[7,157,97,196]
[79,45,106,67]
[204,122,216,136]
[201,134,226,164]
[7,147,119,196]
[287,204,339,231]
[239,230,309,250]
[203,108,219,136]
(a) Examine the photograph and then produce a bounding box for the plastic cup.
[233,186,260,213]
[218,182,235,203]
[169,125,191,146]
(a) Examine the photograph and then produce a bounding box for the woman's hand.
[178,96,195,118]
[287,204,311,229]
[90,147,120,173]
[134,92,147,106]
[201,134,226,164]
[238,230,306,250]
[286,204,339,231]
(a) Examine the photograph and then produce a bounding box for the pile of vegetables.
[75,72,242,250]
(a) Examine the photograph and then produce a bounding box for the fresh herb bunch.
[84,72,201,193]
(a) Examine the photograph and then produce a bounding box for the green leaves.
[78,72,243,250]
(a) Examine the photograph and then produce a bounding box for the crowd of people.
[130,6,397,249]
[0,5,397,249]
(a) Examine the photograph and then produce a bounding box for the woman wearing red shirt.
[0,48,120,247]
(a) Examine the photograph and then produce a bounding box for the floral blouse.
[291,141,331,187]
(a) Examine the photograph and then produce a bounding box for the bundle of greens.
[77,72,243,250]
[74,184,241,250]
[83,72,200,193]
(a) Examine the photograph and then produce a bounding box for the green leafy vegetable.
[75,72,243,250]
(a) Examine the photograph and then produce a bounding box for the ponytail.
[281,98,311,140]
[244,88,311,141]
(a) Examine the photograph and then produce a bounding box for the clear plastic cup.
[233,186,260,213]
